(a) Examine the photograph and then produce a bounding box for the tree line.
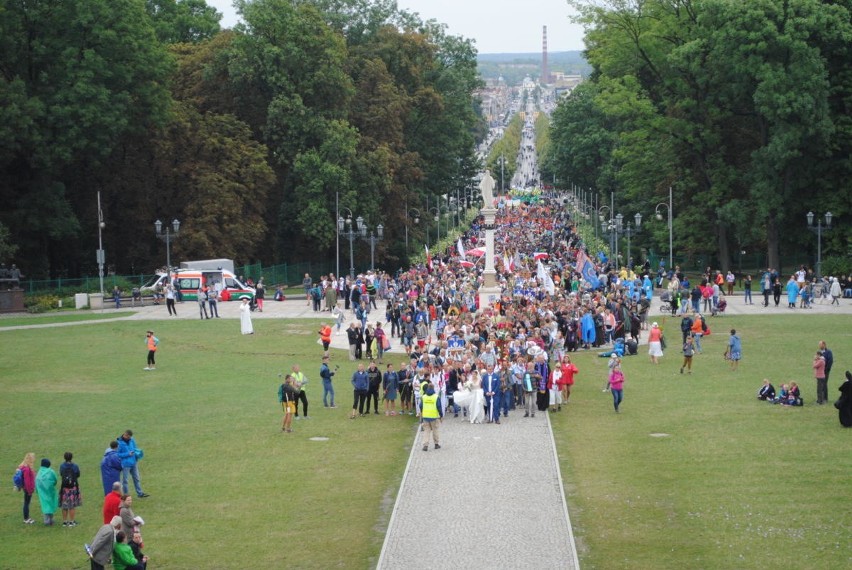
[0,0,485,278]
[542,0,851,272]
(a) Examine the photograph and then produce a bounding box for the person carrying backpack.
[59,451,82,527]
[15,452,37,524]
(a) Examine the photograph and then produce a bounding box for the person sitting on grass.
[780,382,803,407]
[757,379,776,401]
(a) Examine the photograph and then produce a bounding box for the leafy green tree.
[145,0,222,44]
[0,0,173,276]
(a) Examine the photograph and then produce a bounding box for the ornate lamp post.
[655,186,673,270]
[623,213,642,269]
[97,192,106,294]
[154,218,181,272]
[428,207,442,245]
[337,209,359,278]
[405,207,421,254]
[806,211,833,279]
[597,205,612,258]
[359,222,384,271]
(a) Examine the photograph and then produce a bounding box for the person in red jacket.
[559,355,579,406]
[103,482,122,524]
[17,452,36,524]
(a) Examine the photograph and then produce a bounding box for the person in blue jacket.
[580,310,596,349]
[117,430,148,498]
[100,440,122,496]
[350,363,370,418]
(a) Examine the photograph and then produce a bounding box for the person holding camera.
[320,355,338,408]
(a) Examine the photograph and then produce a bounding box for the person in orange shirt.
[648,322,664,364]
[318,323,332,351]
[690,313,705,353]
[144,331,158,371]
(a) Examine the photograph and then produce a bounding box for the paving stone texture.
[376,412,579,570]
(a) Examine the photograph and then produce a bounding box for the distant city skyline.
[205,0,587,54]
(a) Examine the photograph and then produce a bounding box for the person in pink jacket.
[608,365,625,413]
[813,352,827,405]
[17,452,37,524]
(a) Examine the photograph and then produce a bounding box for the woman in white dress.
[468,370,485,424]
[240,297,254,334]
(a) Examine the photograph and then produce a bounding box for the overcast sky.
[206,0,586,53]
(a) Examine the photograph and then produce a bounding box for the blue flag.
[581,259,601,289]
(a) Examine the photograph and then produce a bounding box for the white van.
[141,269,255,301]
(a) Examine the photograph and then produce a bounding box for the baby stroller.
[659,291,675,314]
[711,297,727,316]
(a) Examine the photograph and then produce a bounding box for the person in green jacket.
[113,530,147,570]
[35,458,58,526]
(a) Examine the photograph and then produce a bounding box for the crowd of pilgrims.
[308,195,673,419]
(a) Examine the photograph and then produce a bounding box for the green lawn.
[1,314,849,569]
[0,311,135,327]
[552,314,852,570]
[0,318,412,569]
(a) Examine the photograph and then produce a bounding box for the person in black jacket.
[366,361,382,414]
[837,371,852,427]
[346,323,359,361]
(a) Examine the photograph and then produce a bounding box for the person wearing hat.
[35,458,58,525]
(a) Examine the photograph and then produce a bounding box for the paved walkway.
[376,411,579,569]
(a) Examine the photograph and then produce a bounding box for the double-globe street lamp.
[806,211,833,279]
[428,207,443,246]
[338,210,360,279]
[622,213,642,269]
[597,205,612,259]
[404,207,421,254]
[154,218,181,272]
[359,222,384,272]
[599,211,642,268]
[654,186,673,271]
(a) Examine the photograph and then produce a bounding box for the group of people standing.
[15,430,151,568]
[15,452,81,527]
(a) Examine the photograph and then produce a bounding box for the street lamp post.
[359,222,384,271]
[654,186,673,270]
[154,218,181,272]
[624,213,642,270]
[96,192,106,294]
[597,205,611,258]
[428,207,441,244]
[499,154,505,195]
[806,211,833,279]
[405,207,421,254]
[335,191,340,279]
[337,208,357,278]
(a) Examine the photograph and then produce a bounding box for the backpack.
[13,467,24,490]
[61,464,77,487]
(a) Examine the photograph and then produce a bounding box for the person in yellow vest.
[144,331,158,371]
[291,364,310,419]
[419,382,444,452]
